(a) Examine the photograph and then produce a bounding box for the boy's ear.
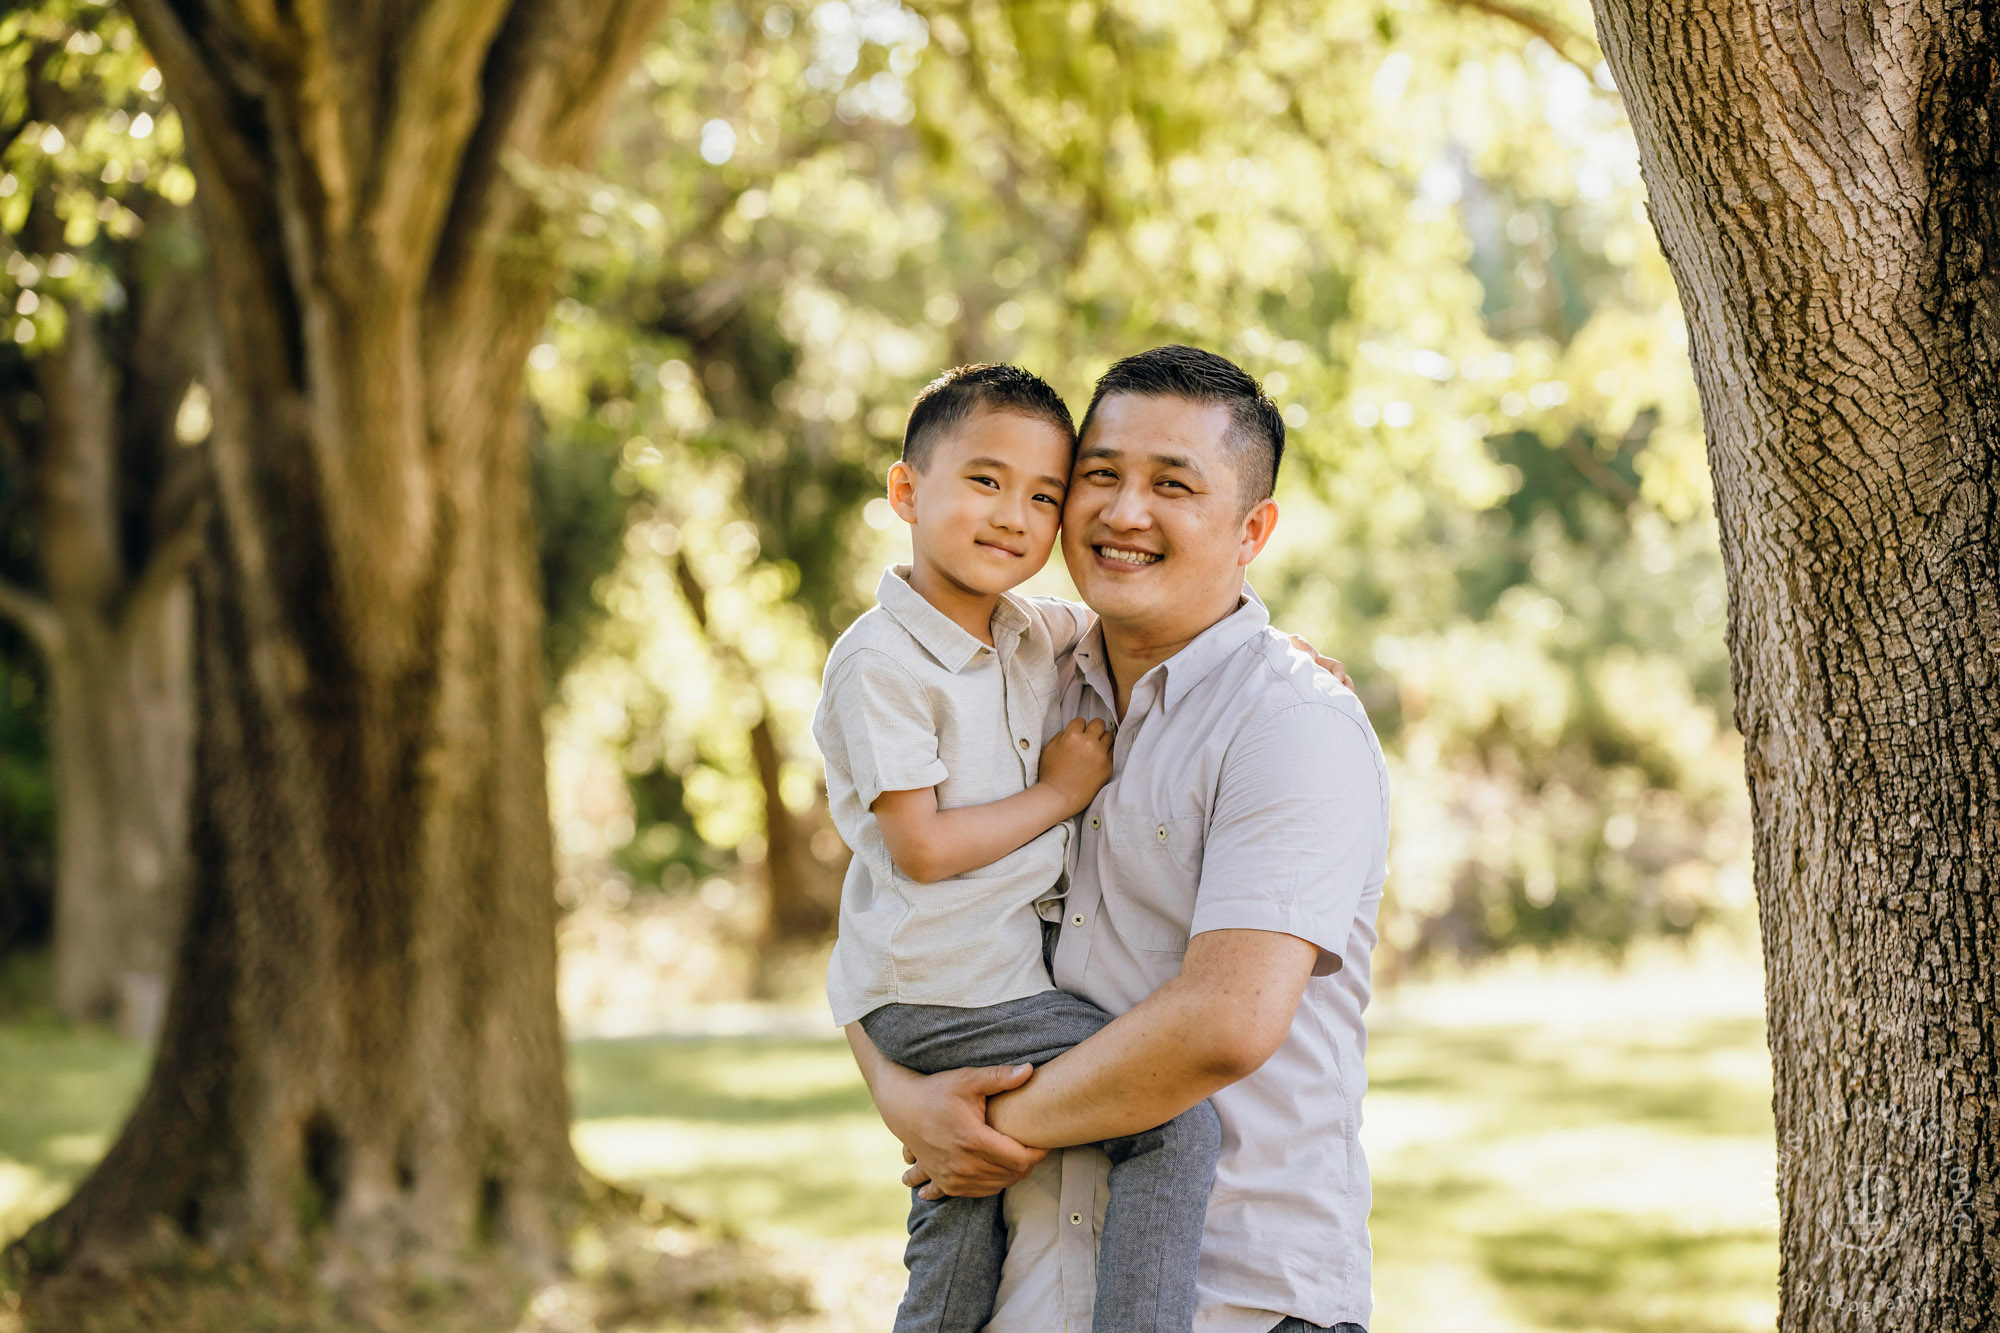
[887,459,920,524]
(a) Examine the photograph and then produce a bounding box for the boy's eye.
[970,475,999,489]
[1034,492,1061,506]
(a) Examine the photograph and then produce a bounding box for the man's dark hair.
[1078,344,1285,504]
[901,363,1076,472]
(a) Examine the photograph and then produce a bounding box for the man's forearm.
[985,928,1318,1148]
[984,975,1237,1147]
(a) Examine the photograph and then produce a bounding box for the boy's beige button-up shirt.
[987,588,1391,1333]
[815,565,1091,1027]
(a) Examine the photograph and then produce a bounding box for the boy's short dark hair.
[902,364,1076,472]
[1078,345,1285,505]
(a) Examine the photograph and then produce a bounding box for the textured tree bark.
[1588,2,1998,1326]
[18,0,666,1286]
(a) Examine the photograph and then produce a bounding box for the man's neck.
[1099,581,1245,719]
[907,559,1000,646]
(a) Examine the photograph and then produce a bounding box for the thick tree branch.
[1442,0,1599,72]
[1562,433,1642,508]
[366,0,517,283]
[118,500,208,644]
[0,577,61,655]
[429,0,671,325]
[120,0,266,209]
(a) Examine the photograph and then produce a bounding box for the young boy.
[813,364,1220,1333]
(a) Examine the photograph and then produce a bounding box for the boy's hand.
[1039,718,1114,815]
[1290,634,1353,691]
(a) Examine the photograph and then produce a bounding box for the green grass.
[0,952,1780,1331]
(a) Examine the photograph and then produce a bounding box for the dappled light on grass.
[0,949,1776,1330]
[0,1024,143,1242]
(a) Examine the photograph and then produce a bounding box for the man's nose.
[1100,479,1152,530]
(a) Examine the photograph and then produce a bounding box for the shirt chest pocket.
[1104,813,1204,952]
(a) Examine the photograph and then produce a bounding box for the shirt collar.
[874,564,1027,673]
[1072,584,1271,716]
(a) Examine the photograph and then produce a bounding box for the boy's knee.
[1179,1099,1222,1159]
[1149,1099,1220,1166]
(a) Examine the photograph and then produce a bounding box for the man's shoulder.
[1227,627,1377,734]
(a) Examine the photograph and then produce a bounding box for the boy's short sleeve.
[820,649,950,809]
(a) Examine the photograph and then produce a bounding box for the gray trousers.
[861,989,1222,1333]
[1270,1322,1367,1332]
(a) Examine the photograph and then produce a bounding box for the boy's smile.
[887,409,1075,643]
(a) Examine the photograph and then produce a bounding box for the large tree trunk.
[1588,3,1999,1326]
[20,0,664,1284]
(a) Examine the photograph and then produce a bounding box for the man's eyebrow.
[1078,444,1203,474]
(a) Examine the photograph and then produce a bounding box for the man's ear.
[1237,496,1278,567]
[887,459,920,524]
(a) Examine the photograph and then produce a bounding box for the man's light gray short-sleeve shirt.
[815,566,1091,1026]
[988,587,1390,1333]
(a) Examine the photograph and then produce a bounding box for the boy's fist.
[1039,717,1114,815]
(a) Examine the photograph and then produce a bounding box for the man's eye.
[1086,468,1117,481]
[1157,478,1189,492]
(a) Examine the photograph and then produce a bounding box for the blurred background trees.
[0,0,1747,984]
[0,0,199,1038]
[0,0,1765,1315]
[532,0,1746,999]
[0,0,1747,1022]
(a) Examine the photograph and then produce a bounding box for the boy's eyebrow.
[964,455,1069,489]
[1077,443,1203,474]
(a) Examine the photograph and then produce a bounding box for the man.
[848,345,1390,1332]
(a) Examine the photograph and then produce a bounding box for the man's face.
[889,410,1073,598]
[1061,393,1276,637]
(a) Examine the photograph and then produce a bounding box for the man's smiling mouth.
[1096,545,1161,566]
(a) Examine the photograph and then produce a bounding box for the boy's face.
[888,410,1072,598]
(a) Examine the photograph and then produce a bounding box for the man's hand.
[882,1063,1049,1200]
[848,1023,1050,1201]
[1038,717,1114,816]
[1289,634,1353,691]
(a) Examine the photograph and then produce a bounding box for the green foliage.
[538,0,1747,963]
[0,0,1747,964]
[0,0,187,347]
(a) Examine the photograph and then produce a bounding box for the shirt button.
[1089,815,1100,829]
[1157,824,1168,840]
[1071,914,1085,927]
[1069,1212,1083,1226]
[1019,737,1030,750]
